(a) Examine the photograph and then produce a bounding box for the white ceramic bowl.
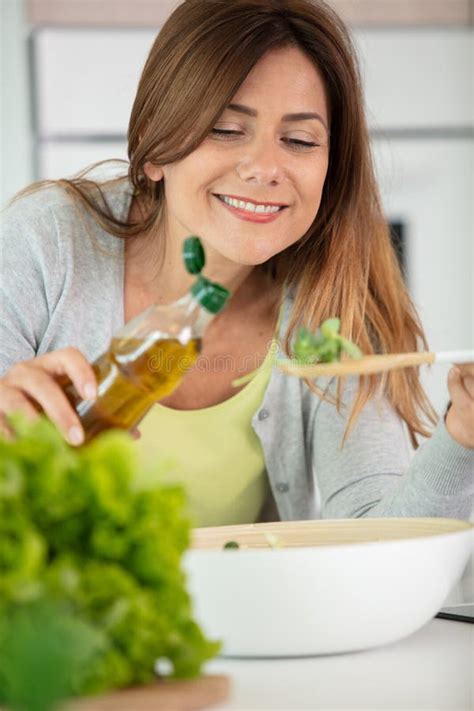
[182,518,473,657]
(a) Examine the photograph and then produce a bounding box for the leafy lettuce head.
[0,415,220,703]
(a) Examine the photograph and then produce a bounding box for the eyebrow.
[226,103,329,133]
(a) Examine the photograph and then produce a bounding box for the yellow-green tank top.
[134,337,277,527]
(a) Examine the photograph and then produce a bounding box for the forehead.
[230,46,328,117]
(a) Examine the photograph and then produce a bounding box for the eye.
[283,138,319,150]
[210,128,243,139]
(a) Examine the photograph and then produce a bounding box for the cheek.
[305,161,329,210]
[180,144,222,179]
[170,156,222,208]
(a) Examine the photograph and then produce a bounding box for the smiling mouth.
[213,194,288,214]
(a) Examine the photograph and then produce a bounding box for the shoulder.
[1,186,68,279]
[1,172,131,263]
[1,182,84,251]
[2,182,69,228]
[3,171,129,225]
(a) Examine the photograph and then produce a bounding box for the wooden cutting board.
[66,674,231,711]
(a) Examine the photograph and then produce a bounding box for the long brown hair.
[9,0,438,446]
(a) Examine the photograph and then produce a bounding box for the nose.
[236,138,286,186]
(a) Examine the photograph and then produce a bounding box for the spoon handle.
[435,350,474,364]
[277,349,474,378]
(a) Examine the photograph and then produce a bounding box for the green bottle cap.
[191,276,230,314]
[183,236,205,274]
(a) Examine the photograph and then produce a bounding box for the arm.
[0,193,100,444]
[312,377,474,520]
[0,196,61,375]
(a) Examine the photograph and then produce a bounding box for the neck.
[125,197,260,308]
[160,240,256,305]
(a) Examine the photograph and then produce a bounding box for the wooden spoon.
[277,349,474,378]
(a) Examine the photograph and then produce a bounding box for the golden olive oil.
[65,336,201,443]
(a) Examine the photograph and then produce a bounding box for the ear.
[143,162,164,182]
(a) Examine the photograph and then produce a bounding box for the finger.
[460,374,474,399]
[0,416,15,441]
[450,364,474,399]
[0,383,41,421]
[34,347,97,400]
[3,364,85,446]
[129,428,142,440]
[453,362,474,379]
[447,367,473,410]
[0,384,40,441]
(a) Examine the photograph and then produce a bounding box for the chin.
[228,248,276,267]
[227,239,284,266]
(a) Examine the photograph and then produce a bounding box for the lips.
[213,193,289,209]
[213,194,287,223]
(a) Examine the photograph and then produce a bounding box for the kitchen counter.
[205,618,473,710]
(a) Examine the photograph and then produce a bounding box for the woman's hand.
[445,363,474,449]
[0,348,97,446]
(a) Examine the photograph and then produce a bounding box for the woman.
[1,0,472,526]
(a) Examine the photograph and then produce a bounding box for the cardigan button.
[258,408,270,420]
[276,482,289,493]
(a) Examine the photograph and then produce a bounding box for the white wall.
[0,0,33,206]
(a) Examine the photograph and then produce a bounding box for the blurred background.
[1,0,473,417]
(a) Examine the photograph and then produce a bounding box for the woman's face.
[149,45,330,266]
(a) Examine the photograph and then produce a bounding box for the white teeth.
[219,195,281,214]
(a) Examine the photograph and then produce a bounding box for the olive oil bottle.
[65,237,229,443]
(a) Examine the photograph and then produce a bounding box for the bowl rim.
[189,517,473,555]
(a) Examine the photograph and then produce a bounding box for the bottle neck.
[173,291,216,339]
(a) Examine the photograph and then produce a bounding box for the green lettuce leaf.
[0,416,221,707]
[293,318,363,364]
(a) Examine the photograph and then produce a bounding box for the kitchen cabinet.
[34,29,154,136]
[33,28,472,137]
[39,140,128,178]
[33,28,149,177]
[354,29,473,129]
